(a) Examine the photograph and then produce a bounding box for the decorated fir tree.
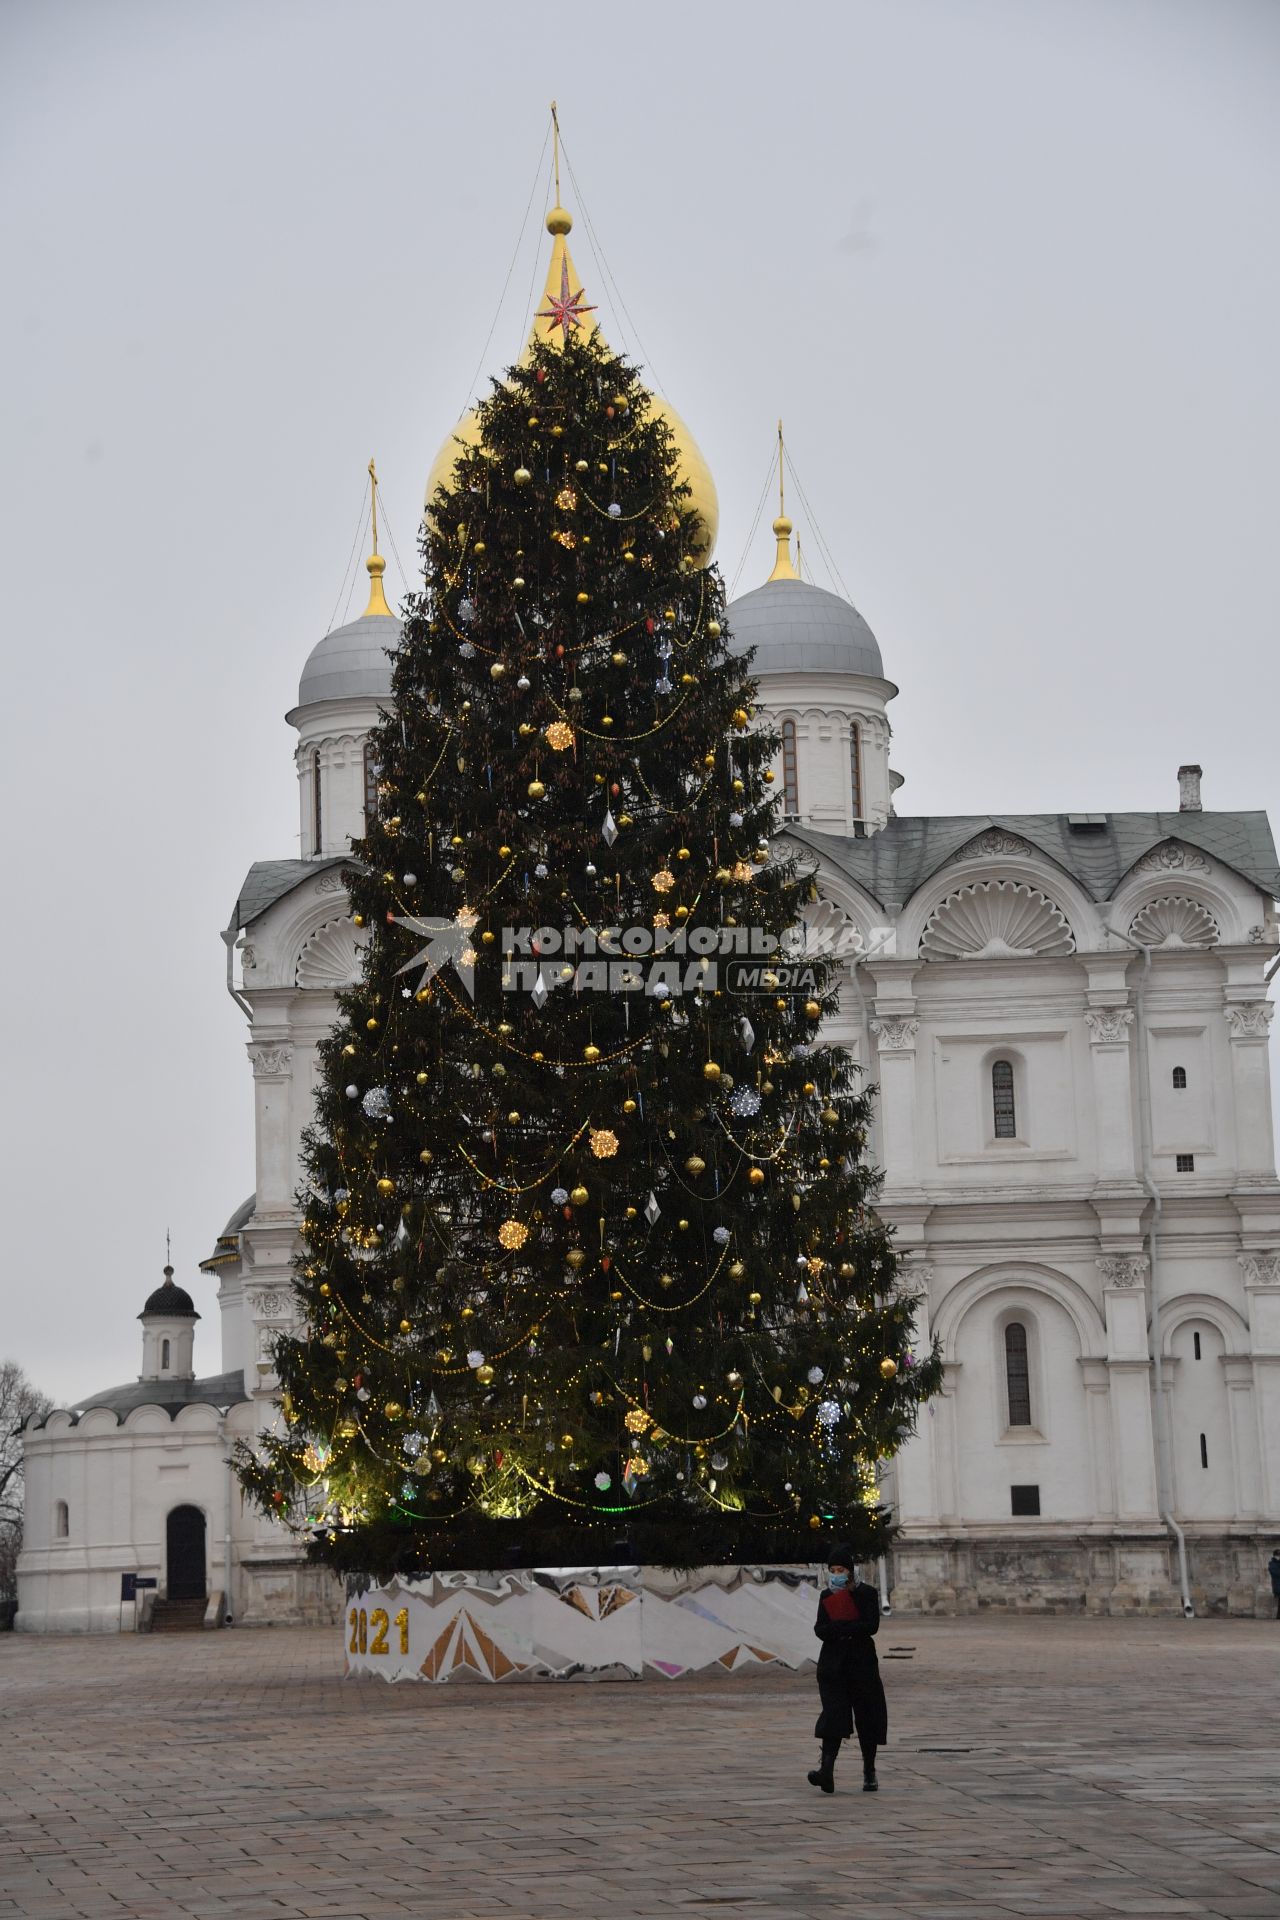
[237,224,940,1577]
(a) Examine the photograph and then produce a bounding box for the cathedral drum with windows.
[17,212,1280,1629]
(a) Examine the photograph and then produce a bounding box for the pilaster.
[1095,1253,1161,1522]
[1081,958,1139,1189]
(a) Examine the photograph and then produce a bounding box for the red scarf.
[823,1586,860,1623]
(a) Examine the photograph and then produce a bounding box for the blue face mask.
[828,1571,849,1589]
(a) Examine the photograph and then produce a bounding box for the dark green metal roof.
[788,812,1280,914]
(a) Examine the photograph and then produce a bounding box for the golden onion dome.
[425,203,718,560]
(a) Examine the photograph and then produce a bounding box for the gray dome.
[725,578,884,681]
[139,1271,199,1320]
[294,613,400,711]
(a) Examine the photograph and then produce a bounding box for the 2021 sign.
[348,1605,409,1657]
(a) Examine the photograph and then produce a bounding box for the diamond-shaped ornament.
[739,1016,756,1052]
[532,972,549,1009]
[601,809,618,847]
[644,1191,661,1226]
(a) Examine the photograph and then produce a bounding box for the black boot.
[860,1738,879,1791]
[807,1742,840,1793]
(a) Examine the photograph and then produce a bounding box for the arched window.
[363,743,381,828]
[312,749,323,854]
[161,1338,171,1370]
[780,719,799,814]
[992,1060,1016,1139]
[850,722,862,822]
[1004,1322,1032,1426]
[54,1500,69,1539]
[1172,1066,1187,1089]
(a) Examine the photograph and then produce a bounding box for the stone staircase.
[148,1597,207,1633]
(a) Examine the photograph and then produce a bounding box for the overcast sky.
[2,0,1277,1404]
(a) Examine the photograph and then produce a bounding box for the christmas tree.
[236,217,940,1579]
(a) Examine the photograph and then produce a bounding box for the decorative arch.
[1128,896,1219,950]
[295,916,369,989]
[1159,1292,1250,1358]
[920,880,1076,961]
[241,879,359,991]
[898,857,1098,959]
[1112,842,1257,946]
[934,1262,1106,1363]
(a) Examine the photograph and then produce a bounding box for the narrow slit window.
[1193,1330,1201,1360]
[780,719,799,814]
[1199,1433,1208,1470]
[850,721,862,822]
[1004,1321,1032,1426]
[54,1500,69,1539]
[992,1060,1016,1139]
[363,744,381,828]
[312,750,322,854]
[1172,1066,1187,1089]
[1176,1153,1195,1173]
[161,1338,171,1370]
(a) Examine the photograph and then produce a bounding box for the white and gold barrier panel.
[344,1565,823,1682]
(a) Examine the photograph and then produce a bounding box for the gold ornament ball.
[703,1060,722,1081]
[748,1167,766,1187]
[419,1148,434,1165]
[376,1177,395,1197]
[384,1402,404,1420]
[732,707,750,727]
[475,1363,495,1386]
[804,1000,822,1019]
[566,1248,587,1270]
[366,1017,379,1031]
[352,913,366,928]
[472,543,485,557]
[622,1098,637,1115]
[490,662,506,680]
[342,1044,356,1058]
[707,619,722,638]
[416,1071,429,1086]
[514,467,532,486]
[685,1154,706,1176]
[319,1282,331,1297]
[527,779,546,800]
[659,1272,674,1288]
[726,1370,743,1387]
[729,1261,746,1280]
[399,1318,411,1334]
[570,1185,589,1206]
[808,1514,823,1531]
[879,1358,898,1380]
[583,1043,601,1063]
[507,1110,521,1124]
[576,591,590,605]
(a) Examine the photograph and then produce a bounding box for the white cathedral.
[19,193,1280,1633]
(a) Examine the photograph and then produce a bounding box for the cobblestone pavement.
[2,1617,1278,1920]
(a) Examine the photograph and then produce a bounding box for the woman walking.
[808,1544,888,1795]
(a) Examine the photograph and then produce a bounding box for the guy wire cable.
[728,443,781,598]
[327,485,371,635]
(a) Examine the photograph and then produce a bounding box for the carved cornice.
[250,1044,294,1078]
[1096,1254,1148,1289]
[315,871,345,895]
[871,1016,918,1052]
[247,1287,295,1319]
[1238,1250,1280,1288]
[951,829,1033,863]
[1223,1002,1273,1040]
[1085,1008,1134,1046]
[1133,841,1209,877]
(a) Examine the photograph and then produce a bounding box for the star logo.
[537,257,597,341]
[392,913,477,1000]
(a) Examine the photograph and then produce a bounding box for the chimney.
[1178,764,1203,812]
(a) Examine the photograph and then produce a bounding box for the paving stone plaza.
[2,1618,1278,1919]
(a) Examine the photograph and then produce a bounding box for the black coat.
[1268,1554,1280,1597]
[813,1581,888,1748]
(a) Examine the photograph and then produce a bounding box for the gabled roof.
[232,858,346,932]
[788,812,1280,914]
